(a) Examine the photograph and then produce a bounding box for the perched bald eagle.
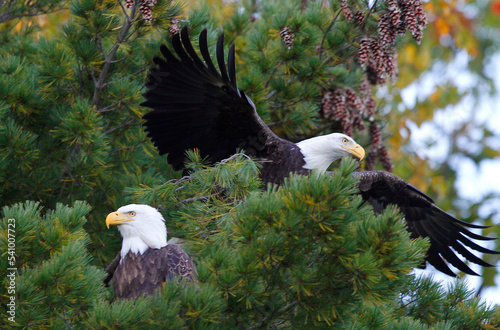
[141,27,498,277]
[105,204,196,299]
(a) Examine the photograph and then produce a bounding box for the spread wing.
[142,27,280,170]
[110,245,196,299]
[352,170,499,277]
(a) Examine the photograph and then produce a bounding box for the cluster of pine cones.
[322,0,427,171]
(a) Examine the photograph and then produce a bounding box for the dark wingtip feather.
[180,26,205,69]
[180,25,188,36]
[439,246,479,275]
[458,234,500,255]
[432,205,492,229]
[172,29,190,61]
[454,243,497,267]
[228,44,237,90]
[199,29,219,76]
[159,44,173,60]
[457,225,498,241]
[426,252,458,277]
[216,33,229,83]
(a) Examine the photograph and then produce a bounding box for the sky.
[400,51,500,306]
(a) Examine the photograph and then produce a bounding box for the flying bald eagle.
[105,204,196,299]
[141,27,498,277]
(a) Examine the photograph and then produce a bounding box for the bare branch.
[103,119,136,135]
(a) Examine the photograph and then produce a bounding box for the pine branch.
[0,1,69,24]
[318,9,342,61]
[103,119,135,135]
[56,4,139,196]
[220,153,253,164]
[110,141,145,155]
[177,195,212,205]
[91,4,138,108]
[96,102,120,113]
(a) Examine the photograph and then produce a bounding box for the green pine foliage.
[0,201,108,327]
[0,0,68,24]
[0,0,498,328]
[187,159,428,327]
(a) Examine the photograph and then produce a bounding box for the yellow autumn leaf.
[435,17,450,36]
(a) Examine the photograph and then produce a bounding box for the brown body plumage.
[112,244,195,299]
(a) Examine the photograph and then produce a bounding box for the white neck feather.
[297,135,345,173]
[120,237,151,258]
[117,208,167,259]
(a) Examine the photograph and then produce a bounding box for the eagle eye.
[342,138,348,144]
[128,211,136,217]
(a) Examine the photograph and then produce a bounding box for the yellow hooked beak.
[106,212,133,229]
[342,144,365,161]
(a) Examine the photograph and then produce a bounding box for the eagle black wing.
[110,244,196,299]
[163,244,197,283]
[352,170,499,277]
[142,27,281,171]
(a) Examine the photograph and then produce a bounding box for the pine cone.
[378,13,396,48]
[415,0,427,27]
[340,0,353,22]
[369,122,382,148]
[364,95,376,120]
[332,90,347,120]
[332,90,353,135]
[386,0,400,26]
[395,21,407,36]
[412,1,426,44]
[169,18,180,36]
[366,62,379,85]
[280,26,294,49]
[400,0,417,36]
[354,10,365,25]
[369,40,387,85]
[369,39,383,67]
[342,119,353,136]
[344,87,363,131]
[382,49,394,79]
[358,37,371,67]
[321,91,335,118]
[139,0,156,23]
[359,79,371,98]
[344,87,359,108]
[388,49,398,83]
[125,0,134,9]
[378,146,393,172]
[353,114,365,131]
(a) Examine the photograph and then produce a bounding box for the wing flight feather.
[142,27,279,170]
[352,170,499,276]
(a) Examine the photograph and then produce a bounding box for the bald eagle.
[141,27,498,277]
[105,204,196,299]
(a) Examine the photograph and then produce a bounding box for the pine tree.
[0,201,108,327]
[1,0,498,328]
[0,0,68,24]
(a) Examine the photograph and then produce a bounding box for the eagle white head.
[297,133,365,173]
[106,204,167,258]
